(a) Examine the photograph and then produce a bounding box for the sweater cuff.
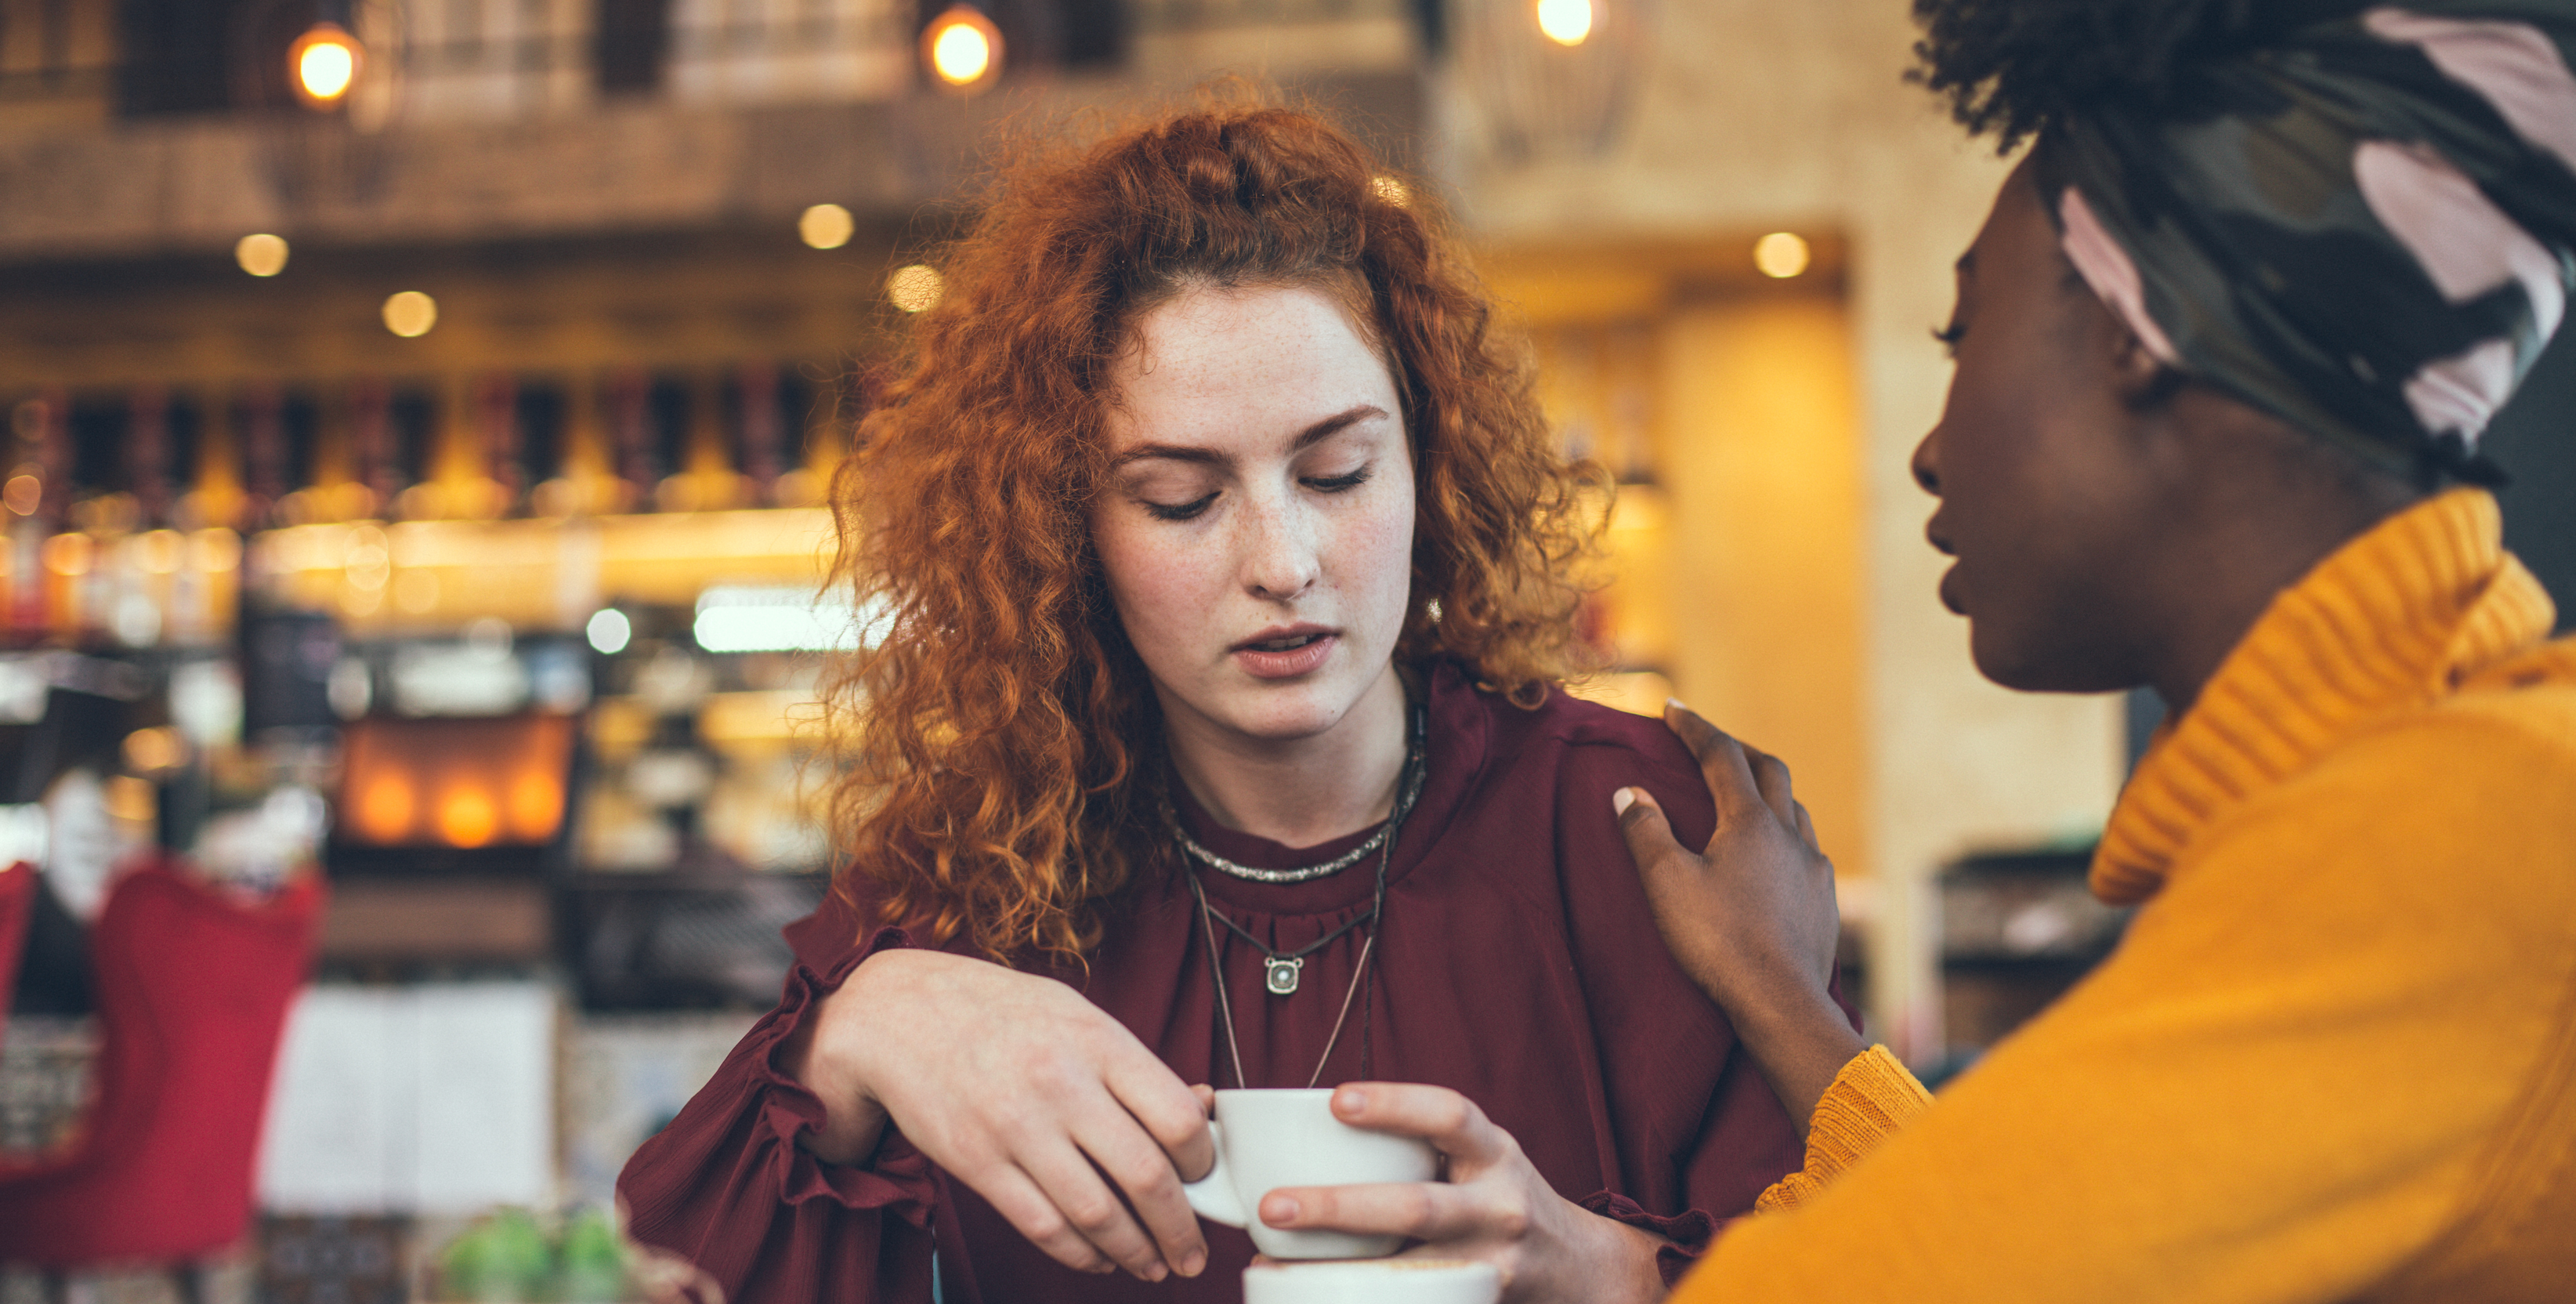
[752,925,939,1225]
[1753,1045,1932,1214]
[1579,1191,1718,1289]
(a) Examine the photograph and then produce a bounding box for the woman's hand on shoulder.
[1252,1084,1666,1304]
[1613,701,1864,1135]
[789,947,1217,1281]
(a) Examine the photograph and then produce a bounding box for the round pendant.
[1264,956,1303,995]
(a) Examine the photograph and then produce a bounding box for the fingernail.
[1613,787,1635,815]
[1336,1087,1367,1114]
[1181,1251,1207,1277]
[1264,1194,1301,1225]
[1147,1262,1169,1282]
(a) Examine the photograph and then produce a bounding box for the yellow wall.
[1657,295,1867,879]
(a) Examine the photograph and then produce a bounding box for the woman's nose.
[1241,500,1320,601]
[1910,428,1943,495]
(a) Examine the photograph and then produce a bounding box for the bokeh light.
[924,5,1001,89]
[42,531,94,577]
[587,607,633,654]
[190,527,242,573]
[2,474,38,516]
[507,772,566,840]
[289,23,362,108]
[1371,175,1412,207]
[383,290,439,337]
[1536,0,1594,46]
[1754,231,1811,279]
[886,264,944,313]
[436,785,500,848]
[122,726,186,774]
[356,773,416,842]
[237,233,290,277]
[799,203,855,250]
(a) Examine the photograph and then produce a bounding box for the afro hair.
[1909,0,2378,148]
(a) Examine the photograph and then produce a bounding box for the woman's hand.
[1254,1084,1668,1304]
[1614,701,1865,1136]
[783,947,1217,1281]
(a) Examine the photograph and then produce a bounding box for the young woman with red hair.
[617,104,1821,1302]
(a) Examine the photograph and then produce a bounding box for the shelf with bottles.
[3,356,856,650]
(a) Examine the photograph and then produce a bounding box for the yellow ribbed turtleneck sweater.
[1681,490,2576,1302]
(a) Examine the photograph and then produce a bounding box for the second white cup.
[1243,1259,1500,1304]
[1181,1088,1438,1260]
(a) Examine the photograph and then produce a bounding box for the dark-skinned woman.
[1277,1,2576,1299]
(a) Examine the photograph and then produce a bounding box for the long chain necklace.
[1178,705,1427,1090]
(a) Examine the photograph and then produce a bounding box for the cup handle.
[1181,1120,1247,1228]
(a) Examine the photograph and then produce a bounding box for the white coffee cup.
[1243,1259,1500,1304]
[1181,1088,1438,1259]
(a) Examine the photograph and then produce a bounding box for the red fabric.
[0,861,35,1038]
[622,663,1853,1303]
[0,857,324,1268]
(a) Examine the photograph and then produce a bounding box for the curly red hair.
[823,101,1602,959]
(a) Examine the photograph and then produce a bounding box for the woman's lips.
[1938,563,1966,615]
[1232,632,1337,679]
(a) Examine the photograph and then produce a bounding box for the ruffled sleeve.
[1749,1045,1934,1214]
[1579,1192,1720,1288]
[617,924,940,1304]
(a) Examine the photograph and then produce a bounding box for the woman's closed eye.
[1143,491,1220,521]
[1303,465,1372,494]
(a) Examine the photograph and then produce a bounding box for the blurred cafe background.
[1,0,2570,1297]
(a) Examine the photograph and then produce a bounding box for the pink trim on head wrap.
[2404,337,2518,440]
[2056,187,2182,365]
[2366,9,2576,176]
[2354,138,2565,440]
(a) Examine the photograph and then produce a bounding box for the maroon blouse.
[620,663,1820,1302]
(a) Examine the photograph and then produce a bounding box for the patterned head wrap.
[2039,2,2576,484]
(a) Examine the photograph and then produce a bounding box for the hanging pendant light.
[288,21,364,110]
[921,4,1003,93]
[1458,0,1655,163]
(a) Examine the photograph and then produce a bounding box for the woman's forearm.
[1730,983,1869,1145]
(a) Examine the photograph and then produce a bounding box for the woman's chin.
[1208,695,1357,744]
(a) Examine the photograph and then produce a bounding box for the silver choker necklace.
[1159,744,1428,885]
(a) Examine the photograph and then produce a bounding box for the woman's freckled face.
[1092,283,1416,745]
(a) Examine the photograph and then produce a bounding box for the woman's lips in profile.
[1927,527,1966,615]
[1232,625,1337,679]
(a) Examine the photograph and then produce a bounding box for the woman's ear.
[2105,316,2190,412]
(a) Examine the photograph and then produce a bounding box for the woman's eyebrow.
[1110,404,1390,468]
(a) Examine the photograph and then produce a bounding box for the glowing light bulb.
[886,264,944,313]
[383,290,438,337]
[289,23,363,109]
[800,202,855,250]
[1536,0,1593,46]
[1754,231,1811,279]
[924,5,1000,89]
[237,233,290,277]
